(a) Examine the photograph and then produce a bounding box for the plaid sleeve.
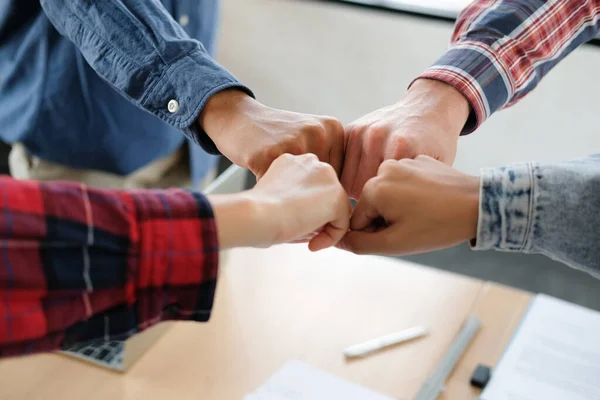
[415,0,600,133]
[0,177,218,358]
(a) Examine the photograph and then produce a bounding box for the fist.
[340,156,480,256]
[250,153,352,251]
[340,79,470,199]
[199,90,344,180]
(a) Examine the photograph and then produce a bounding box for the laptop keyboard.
[62,340,125,371]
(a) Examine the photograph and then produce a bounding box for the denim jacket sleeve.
[39,0,253,153]
[473,154,600,276]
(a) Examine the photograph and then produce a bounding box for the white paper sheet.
[481,294,600,400]
[245,360,394,400]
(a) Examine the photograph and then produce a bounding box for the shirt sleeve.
[0,177,219,358]
[473,154,600,277]
[39,0,253,154]
[415,0,600,133]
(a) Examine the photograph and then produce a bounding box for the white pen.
[344,326,429,358]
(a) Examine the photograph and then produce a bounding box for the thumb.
[308,223,345,252]
[309,194,352,252]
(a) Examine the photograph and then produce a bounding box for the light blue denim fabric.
[474,154,600,276]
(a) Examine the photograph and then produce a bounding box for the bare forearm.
[208,193,275,249]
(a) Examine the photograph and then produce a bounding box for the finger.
[303,131,328,164]
[337,229,397,255]
[308,224,340,251]
[350,181,381,231]
[326,120,345,177]
[351,147,381,200]
[309,197,351,251]
[292,229,321,243]
[340,128,363,199]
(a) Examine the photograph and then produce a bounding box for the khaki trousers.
[9,143,215,189]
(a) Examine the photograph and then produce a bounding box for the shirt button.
[179,14,189,27]
[168,99,179,113]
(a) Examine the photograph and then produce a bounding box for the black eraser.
[470,364,492,389]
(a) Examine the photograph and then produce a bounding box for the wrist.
[198,89,257,141]
[208,192,274,249]
[406,79,470,137]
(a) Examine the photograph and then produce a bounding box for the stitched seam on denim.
[520,162,535,251]
[67,12,143,70]
[66,11,199,111]
[142,52,239,127]
[139,50,195,106]
[475,170,486,247]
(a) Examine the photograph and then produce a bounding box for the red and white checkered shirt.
[418,0,600,133]
[0,177,218,357]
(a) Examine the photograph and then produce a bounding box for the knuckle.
[284,139,306,155]
[323,116,343,131]
[303,122,328,146]
[414,154,433,163]
[363,176,387,199]
[317,160,337,177]
[303,121,326,135]
[372,180,389,199]
[396,156,414,167]
[388,135,414,159]
[346,124,362,139]
[367,124,389,142]
[279,152,295,161]
[300,152,319,163]
[377,159,398,176]
[394,159,416,178]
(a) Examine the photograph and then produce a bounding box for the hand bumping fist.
[339,155,480,256]
[211,154,351,251]
[203,81,476,256]
[200,89,345,180]
[340,79,470,199]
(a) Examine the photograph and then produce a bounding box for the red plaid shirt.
[0,177,218,358]
[418,0,600,133]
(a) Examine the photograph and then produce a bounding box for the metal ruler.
[413,316,481,400]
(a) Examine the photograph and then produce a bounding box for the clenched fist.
[199,90,345,180]
[339,155,480,256]
[341,79,470,199]
[210,154,352,252]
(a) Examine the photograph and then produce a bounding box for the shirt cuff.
[134,190,219,325]
[414,41,514,134]
[140,49,254,154]
[472,162,535,252]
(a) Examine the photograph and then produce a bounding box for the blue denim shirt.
[0,0,251,185]
[475,155,600,276]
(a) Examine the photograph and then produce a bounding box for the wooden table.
[0,245,532,400]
